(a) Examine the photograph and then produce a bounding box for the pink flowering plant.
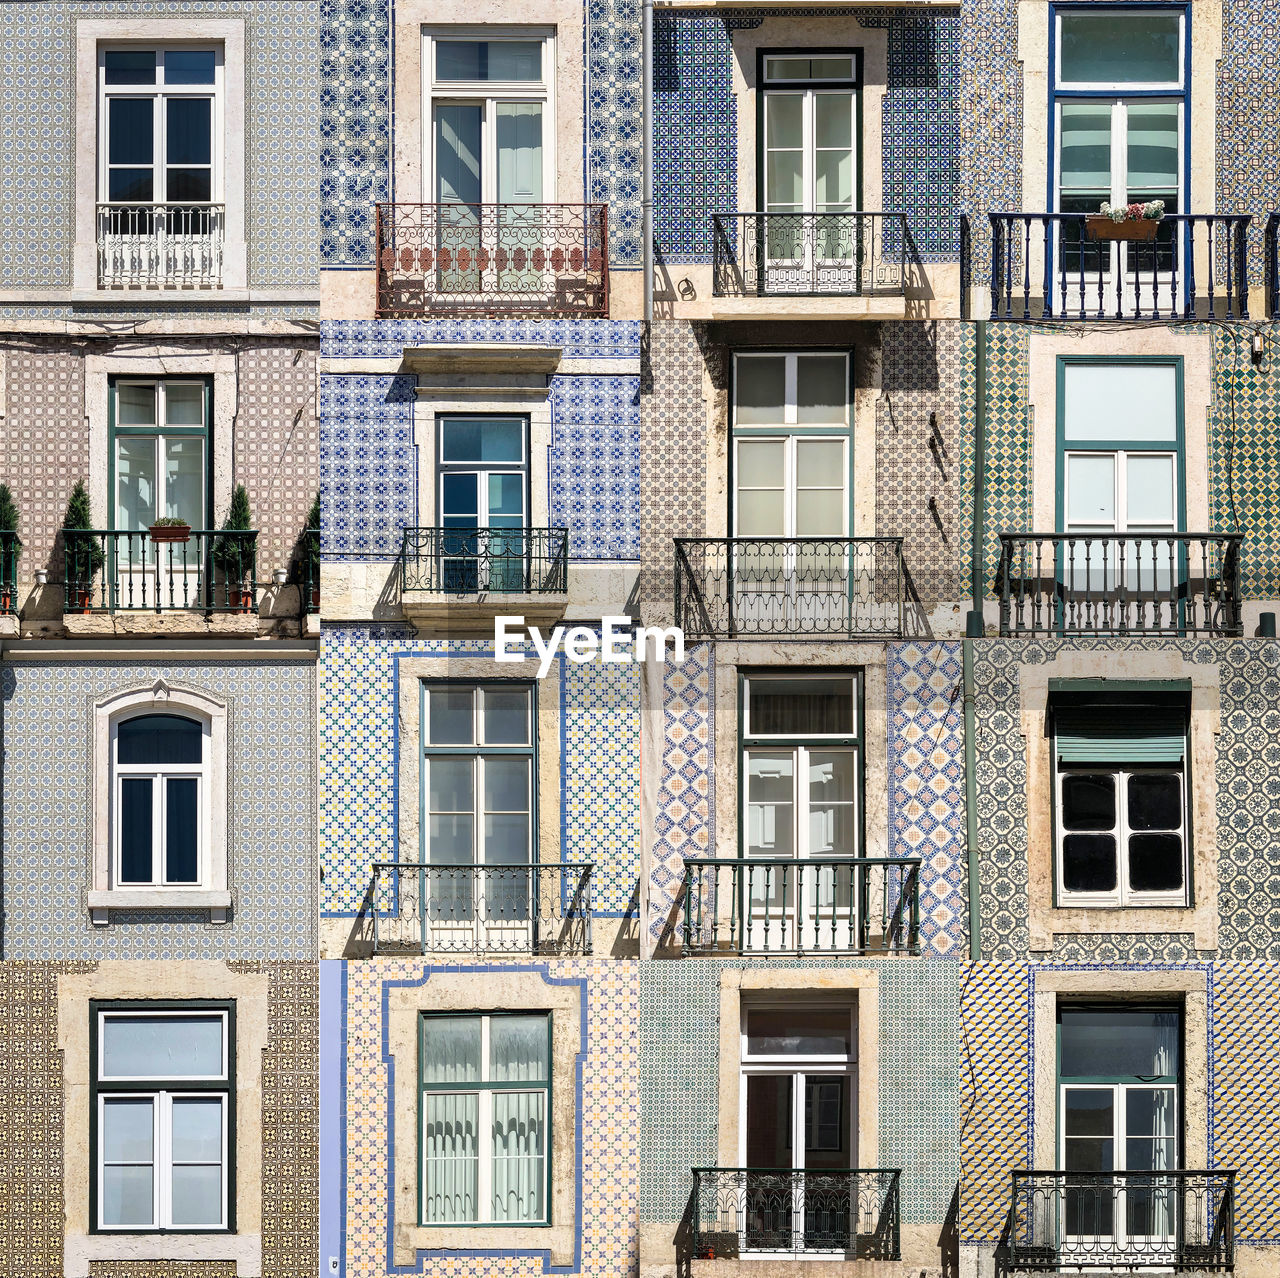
[1099,199,1166,223]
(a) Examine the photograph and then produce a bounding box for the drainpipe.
[964,320,987,962]
[642,0,654,324]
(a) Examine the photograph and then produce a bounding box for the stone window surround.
[393,0,586,208]
[1018,650,1221,952]
[711,642,890,862]
[73,18,248,293]
[89,680,232,925]
[387,968,582,1266]
[57,961,269,1278]
[716,967,880,1170]
[396,655,561,870]
[1031,968,1209,1171]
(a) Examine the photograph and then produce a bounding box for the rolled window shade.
[1054,705,1187,763]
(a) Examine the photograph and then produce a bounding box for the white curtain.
[491,1090,546,1221]
[423,1093,479,1222]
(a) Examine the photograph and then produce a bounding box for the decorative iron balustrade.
[375,203,608,317]
[62,530,258,614]
[680,858,920,956]
[987,213,1250,320]
[674,537,905,639]
[368,862,593,956]
[400,526,568,595]
[1267,212,1280,318]
[0,530,19,615]
[712,212,908,297]
[959,212,972,319]
[301,529,320,615]
[692,1168,901,1260]
[997,533,1243,638]
[998,1171,1234,1273]
[97,203,225,288]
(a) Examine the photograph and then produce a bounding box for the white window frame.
[95,1008,231,1234]
[1053,9,1186,94]
[1062,449,1180,540]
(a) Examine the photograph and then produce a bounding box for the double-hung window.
[93,1004,232,1232]
[97,46,223,287]
[420,1012,550,1225]
[1052,695,1190,906]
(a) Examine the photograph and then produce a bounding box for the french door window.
[93,1005,232,1232]
[114,380,210,532]
[420,1013,550,1225]
[740,1004,857,1255]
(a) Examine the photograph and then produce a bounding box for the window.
[113,713,210,890]
[1058,1005,1181,1245]
[113,379,210,532]
[740,673,861,950]
[1052,696,1189,906]
[419,1012,549,1225]
[421,682,535,942]
[92,1004,232,1232]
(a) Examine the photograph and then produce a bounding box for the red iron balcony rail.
[375,202,609,317]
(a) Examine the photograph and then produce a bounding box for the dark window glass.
[1062,834,1117,892]
[166,169,213,203]
[1128,833,1183,892]
[109,99,154,166]
[748,678,853,736]
[167,98,212,165]
[108,169,155,203]
[164,49,217,85]
[120,777,153,883]
[1128,774,1180,830]
[118,714,202,766]
[746,1006,850,1056]
[1061,774,1115,829]
[440,418,524,463]
[104,50,157,84]
[1059,1008,1181,1078]
[165,778,199,883]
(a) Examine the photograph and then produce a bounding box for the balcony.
[367,862,593,956]
[301,528,320,616]
[996,534,1242,638]
[673,537,905,640]
[711,212,908,317]
[0,530,18,617]
[97,203,224,289]
[680,858,920,956]
[375,203,608,317]
[398,525,569,629]
[691,1168,901,1261]
[998,1171,1234,1273]
[981,213,1250,320]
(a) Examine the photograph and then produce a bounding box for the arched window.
[113,712,209,888]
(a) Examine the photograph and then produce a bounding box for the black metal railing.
[368,862,593,956]
[680,858,920,956]
[959,212,972,319]
[674,537,905,639]
[712,212,908,298]
[375,203,608,317]
[692,1168,901,1260]
[62,530,258,613]
[0,530,19,614]
[301,529,320,614]
[999,1171,1234,1273]
[1266,212,1280,318]
[400,526,569,595]
[987,213,1250,320]
[997,533,1243,638]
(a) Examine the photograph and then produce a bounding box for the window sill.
[88,889,232,926]
[65,1228,258,1278]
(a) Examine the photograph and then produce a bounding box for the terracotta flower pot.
[1085,215,1161,243]
[149,522,192,544]
[310,584,321,610]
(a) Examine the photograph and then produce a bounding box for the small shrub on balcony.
[61,480,103,606]
[212,484,256,608]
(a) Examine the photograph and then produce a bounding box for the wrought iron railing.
[400,526,568,595]
[987,213,1250,320]
[673,537,905,639]
[1266,212,1280,318]
[959,212,972,319]
[996,533,1243,638]
[680,858,920,956]
[62,529,258,613]
[97,203,225,288]
[998,1171,1234,1273]
[0,530,19,615]
[368,862,593,956]
[301,528,320,614]
[375,202,608,316]
[711,212,908,297]
[692,1168,901,1260]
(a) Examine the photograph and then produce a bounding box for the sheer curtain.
[490,1015,548,1222]
[421,1017,482,1222]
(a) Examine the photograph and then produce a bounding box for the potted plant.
[149,515,192,544]
[212,483,257,612]
[61,480,104,613]
[302,491,321,611]
[0,483,20,613]
[1085,199,1165,243]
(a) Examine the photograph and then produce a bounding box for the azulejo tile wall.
[336,960,638,1278]
[319,629,642,919]
[0,661,318,959]
[320,0,643,270]
[971,639,1280,961]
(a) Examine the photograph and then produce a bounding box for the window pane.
[1059,102,1112,197]
[815,94,853,152]
[491,1091,545,1221]
[795,488,844,537]
[1063,365,1178,441]
[164,438,205,525]
[736,440,785,492]
[171,1164,222,1227]
[441,472,478,521]
[165,777,199,884]
[428,688,475,745]
[483,688,530,745]
[104,50,157,84]
[1065,453,1116,527]
[484,813,529,865]
[746,1005,851,1056]
[103,1097,154,1162]
[101,1015,224,1079]
[1125,455,1176,526]
[429,757,474,813]
[1064,1090,1113,1136]
[118,714,202,766]
[490,1015,549,1080]
[441,418,524,463]
[1061,774,1115,830]
[484,758,529,813]
[735,358,787,424]
[1129,833,1184,892]
[1126,102,1179,196]
[165,49,217,85]
[435,104,483,205]
[108,169,155,204]
[120,776,154,884]
[1059,14,1181,85]
[766,151,803,209]
[1059,1008,1181,1078]
[808,751,856,856]
[737,489,785,536]
[102,1165,154,1227]
[171,1096,223,1161]
[1062,834,1117,892]
[795,357,848,424]
[487,474,524,521]
[116,436,157,531]
[167,168,213,202]
[496,102,543,203]
[166,98,212,166]
[746,751,795,857]
[748,677,854,736]
[765,93,803,150]
[424,1092,479,1222]
[1128,774,1181,830]
[165,383,205,426]
[108,98,154,167]
[795,439,845,487]
[436,40,542,81]
[421,1016,482,1083]
[118,383,157,426]
[815,150,852,209]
